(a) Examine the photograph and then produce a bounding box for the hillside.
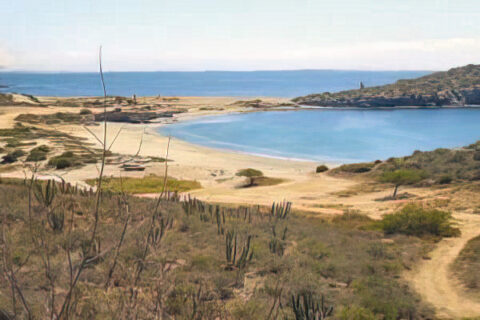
[0,179,435,319]
[294,64,480,107]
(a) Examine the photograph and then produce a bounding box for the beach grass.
[85,174,201,193]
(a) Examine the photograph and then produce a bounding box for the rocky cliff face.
[295,88,480,107]
[294,64,480,108]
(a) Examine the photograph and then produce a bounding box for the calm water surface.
[159,109,480,163]
[0,70,430,97]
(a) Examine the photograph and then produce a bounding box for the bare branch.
[108,125,125,151]
[82,125,105,147]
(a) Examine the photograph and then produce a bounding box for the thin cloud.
[6,38,480,71]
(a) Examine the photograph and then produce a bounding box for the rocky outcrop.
[295,88,480,108]
[294,64,480,108]
[94,110,183,123]
[230,99,299,109]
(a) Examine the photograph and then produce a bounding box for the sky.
[1,0,480,72]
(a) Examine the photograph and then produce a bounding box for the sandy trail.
[406,212,480,319]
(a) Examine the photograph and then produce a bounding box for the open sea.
[0,70,429,97]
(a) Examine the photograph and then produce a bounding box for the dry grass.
[452,235,480,296]
[86,175,201,194]
[0,180,434,318]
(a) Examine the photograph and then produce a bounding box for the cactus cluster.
[269,224,288,256]
[225,230,253,269]
[291,292,333,320]
[149,215,173,247]
[47,210,64,232]
[271,201,292,219]
[34,179,56,208]
[182,195,258,227]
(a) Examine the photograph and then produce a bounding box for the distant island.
[294,64,480,107]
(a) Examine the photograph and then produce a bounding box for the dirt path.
[406,212,480,319]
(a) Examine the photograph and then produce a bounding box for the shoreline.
[0,96,471,216]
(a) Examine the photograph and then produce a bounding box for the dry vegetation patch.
[453,235,480,296]
[0,180,435,319]
[86,175,201,194]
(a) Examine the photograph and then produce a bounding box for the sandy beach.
[0,96,402,216]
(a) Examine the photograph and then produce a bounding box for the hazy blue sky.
[1,0,480,71]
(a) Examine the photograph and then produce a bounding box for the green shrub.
[31,145,50,153]
[380,203,460,237]
[339,305,376,320]
[26,151,47,162]
[474,151,480,161]
[50,158,73,169]
[79,108,92,115]
[438,175,453,184]
[337,162,375,173]
[26,145,50,162]
[2,149,26,163]
[60,151,74,158]
[5,138,36,148]
[316,165,329,173]
[353,276,416,319]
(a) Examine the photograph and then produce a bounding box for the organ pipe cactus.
[34,179,56,208]
[225,230,253,269]
[47,210,64,232]
[291,292,333,320]
[269,225,288,256]
[271,201,292,219]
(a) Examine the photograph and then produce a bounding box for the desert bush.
[80,108,92,115]
[316,165,329,173]
[48,154,74,169]
[26,151,47,162]
[332,211,373,229]
[380,203,460,237]
[438,175,453,184]
[2,149,26,164]
[26,145,50,162]
[353,276,417,319]
[339,305,376,320]
[335,162,375,173]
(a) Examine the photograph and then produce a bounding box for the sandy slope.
[406,212,480,319]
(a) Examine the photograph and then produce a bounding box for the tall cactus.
[236,235,253,269]
[291,292,333,320]
[47,210,64,232]
[34,179,56,208]
[270,201,292,219]
[225,230,253,269]
[269,225,287,256]
[225,230,237,265]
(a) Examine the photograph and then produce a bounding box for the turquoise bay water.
[159,109,480,163]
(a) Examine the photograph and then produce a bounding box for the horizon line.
[0,68,437,74]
